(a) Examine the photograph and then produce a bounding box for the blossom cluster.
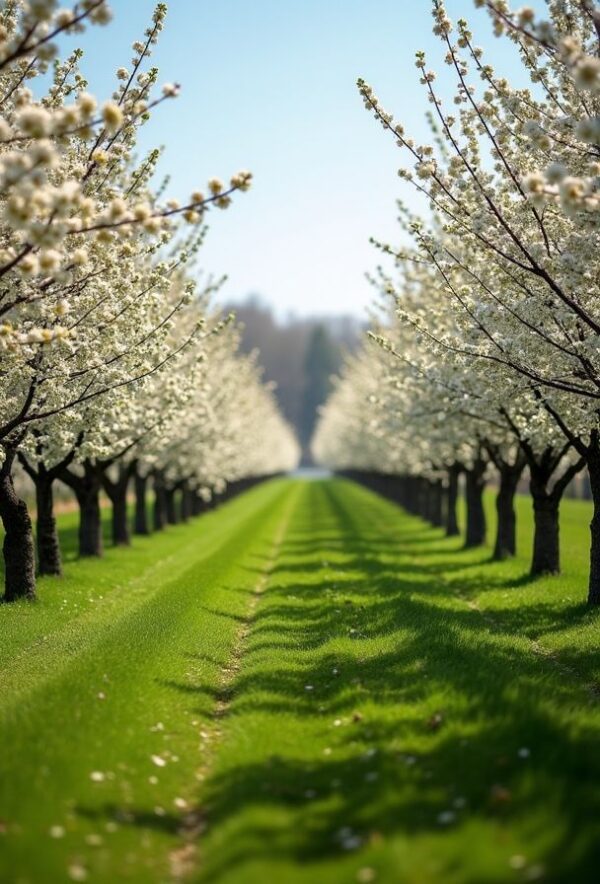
[316,0,600,602]
[0,2,298,601]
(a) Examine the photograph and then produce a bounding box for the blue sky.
[66,0,532,319]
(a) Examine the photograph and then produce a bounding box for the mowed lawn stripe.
[0,478,300,884]
[0,479,292,681]
[191,478,600,884]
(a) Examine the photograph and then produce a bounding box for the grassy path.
[0,479,299,883]
[0,478,599,883]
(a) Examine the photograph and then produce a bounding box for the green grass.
[0,478,598,883]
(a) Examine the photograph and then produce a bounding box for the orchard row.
[0,1,299,602]
[314,1,600,604]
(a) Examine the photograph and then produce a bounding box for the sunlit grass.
[0,478,598,883]
[196,481,599,884]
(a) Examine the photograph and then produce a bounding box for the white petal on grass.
[85,833,103,846]
[151,755,167,767]
[89,771,105,782]
[509,855,528,870]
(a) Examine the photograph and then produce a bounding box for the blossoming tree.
[0,1,298,601]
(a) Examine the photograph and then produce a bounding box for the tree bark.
[446,465,460,537]
[528,452,584,578]
[100,463,131,546]
[19,445,79,578]
[586,444,600,605]
[429,479,444,528]
[134,469,149,536]
[492,457,526,561]
[165,486,178,525]
[180,486,192,522]
[464,459,487,548]
[416,477,427,519]
[35,472,62,576]
[0,452,36,601]
[192,494,201,517]
[60,461,103,558]
[530,494,560,576]
[111,485,129,546]
[153,471,167,531]
[77,477,102,556]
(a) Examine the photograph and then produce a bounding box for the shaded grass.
[193,480,600,884]
[0,477,598,883]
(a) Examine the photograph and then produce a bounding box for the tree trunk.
[530,494,560,576]
[0,456,36,601]
[75,464,103,558]
[180,487,192,522]
[493,466,523,561]
[586,447,600,605]
[416,477,427,519]
[446,466,460,537]
[429,479,444,528]
[99,463,132,547]
[35,473,62,576]
[153,471,167,531]
[165,487,178,525]
[464,461,487,548]
[111,484,129,546]
[134,471,149,535]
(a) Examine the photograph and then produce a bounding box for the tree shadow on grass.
[76,480,600,882]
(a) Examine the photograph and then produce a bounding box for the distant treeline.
[223,297,364,462]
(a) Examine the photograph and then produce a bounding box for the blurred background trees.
[224,296,363,461]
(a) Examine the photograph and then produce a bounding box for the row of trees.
[0,1,299,602]
[313,0,600,605]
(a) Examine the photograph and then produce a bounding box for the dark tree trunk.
[493,460,525,561]
[416,477,427,519]
[153,471,167,531]
[165,487,178,525]
[0,454,36,601]
[74,463,103,558]
[100,463,131,547]
[180,487,192,522]
[446,465,460,537]
[530,494,560,576]
[35,473,62,576]
[192,493,203,516]
[134,470,149,535]
[527,450,585,579]
[429,479,444,528]
[586,445,600,605]
[111,485,129,546]
[19,445,79,579]
[464,460,487,548]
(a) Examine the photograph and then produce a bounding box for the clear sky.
[65,0,531,319]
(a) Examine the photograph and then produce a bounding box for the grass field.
[0,478,598,883]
